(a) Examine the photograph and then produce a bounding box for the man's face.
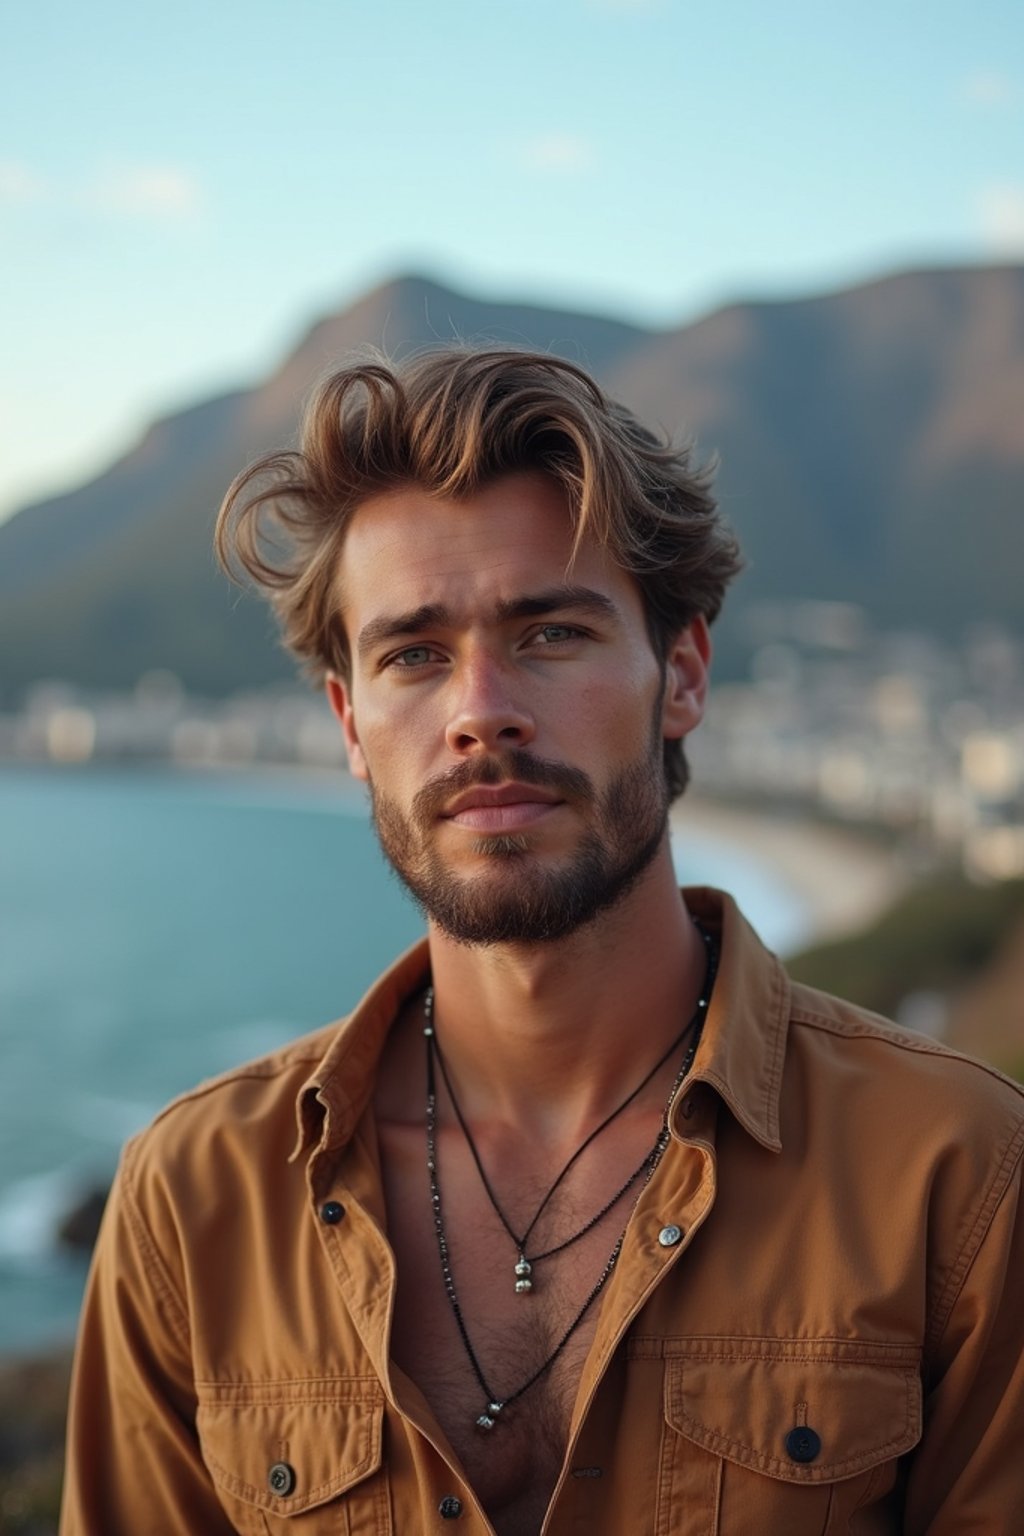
[328,473,708,944]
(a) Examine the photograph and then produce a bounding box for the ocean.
[0,764,807,1354]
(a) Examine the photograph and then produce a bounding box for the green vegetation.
[0,1352,69,1535]
[788,870,1024,1043]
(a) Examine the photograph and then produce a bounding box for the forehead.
[335,471,644,642]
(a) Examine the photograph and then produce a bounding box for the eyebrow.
[355,586,621,660]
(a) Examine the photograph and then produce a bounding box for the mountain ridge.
[1,263,1022,702]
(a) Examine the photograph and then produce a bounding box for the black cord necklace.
[423,924,718,1431]
[425,922,715,1296]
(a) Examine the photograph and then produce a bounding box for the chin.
[466,832,544,859]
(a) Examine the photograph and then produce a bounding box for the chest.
[378,1119,648,1534]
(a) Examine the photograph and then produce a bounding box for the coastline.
[672,794,908,950]
[2,758,906,951]
[166,762,910,950]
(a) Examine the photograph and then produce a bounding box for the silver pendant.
[514,1255,533,1294]
[476,1401,504,1430]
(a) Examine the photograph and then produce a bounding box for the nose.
[444,652,535,756]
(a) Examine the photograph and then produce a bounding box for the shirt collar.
[291,936,431,1161]
[681,887,787,1152]
[292,887,789,1161]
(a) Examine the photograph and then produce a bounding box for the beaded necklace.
[423,924,718,1431]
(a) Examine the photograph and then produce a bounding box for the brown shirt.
[61,889,1024,1534]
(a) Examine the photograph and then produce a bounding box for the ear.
[325,673,369,782]
[661,616,711,741]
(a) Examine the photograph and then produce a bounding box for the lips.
[410,752,592,833]
[442,783,564,831]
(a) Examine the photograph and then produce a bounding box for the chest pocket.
[196,1377,389,1535]
[657,1339,922,1536]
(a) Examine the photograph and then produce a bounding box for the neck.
[424,844,704,1142]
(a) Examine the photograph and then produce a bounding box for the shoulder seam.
[145,1038,340,1131]
[790,1007,1024,1100]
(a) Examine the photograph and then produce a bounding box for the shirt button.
[658,1223,683,1247]
[268,1461,297,1496]
[785,1426,822,1463]
[439,1494,463,1518]
[319,1200,345,1224]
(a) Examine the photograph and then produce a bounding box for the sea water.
[0,765,806,1353]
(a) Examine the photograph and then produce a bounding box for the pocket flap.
[664,1339,922,1484]
[197,1376,384,1516]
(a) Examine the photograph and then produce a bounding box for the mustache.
[412,750,593,828]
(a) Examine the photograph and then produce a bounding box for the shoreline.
[672,794,909,949]
[4,758,907,949]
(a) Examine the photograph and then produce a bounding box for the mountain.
[1,266,1022,702]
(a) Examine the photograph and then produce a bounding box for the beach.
[673,794,908,950]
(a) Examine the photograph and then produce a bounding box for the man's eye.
[389,646,438,668]
[535,624,581,644]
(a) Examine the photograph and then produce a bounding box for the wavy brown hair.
[216,347,742,799]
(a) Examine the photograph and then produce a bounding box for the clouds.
[84,167,202,220]
[515,135,595,175]
[0,161,48,205]
[960,69,1018,109]
[977,184,1024,254]
[0,161,203,223]
[956,67,1023,255]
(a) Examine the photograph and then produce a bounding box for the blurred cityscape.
[4,599,1023,886]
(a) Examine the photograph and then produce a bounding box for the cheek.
[572,666,661,744]
[565,710,645,774]
[356,709,426,788]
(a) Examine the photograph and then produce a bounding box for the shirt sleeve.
[904,1124,1024,1534]
[59,1141,235,1535]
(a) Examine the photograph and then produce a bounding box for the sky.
[1,0,1022,523]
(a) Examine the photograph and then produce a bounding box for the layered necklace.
[423,922,718,1431]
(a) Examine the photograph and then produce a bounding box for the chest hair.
[380,1118,643,1534]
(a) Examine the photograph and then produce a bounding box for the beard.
[367,716,670,946]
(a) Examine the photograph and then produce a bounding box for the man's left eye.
[391,646,437,667]
[535,624,580,644]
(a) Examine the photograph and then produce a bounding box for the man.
[62,350,1024,1534]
